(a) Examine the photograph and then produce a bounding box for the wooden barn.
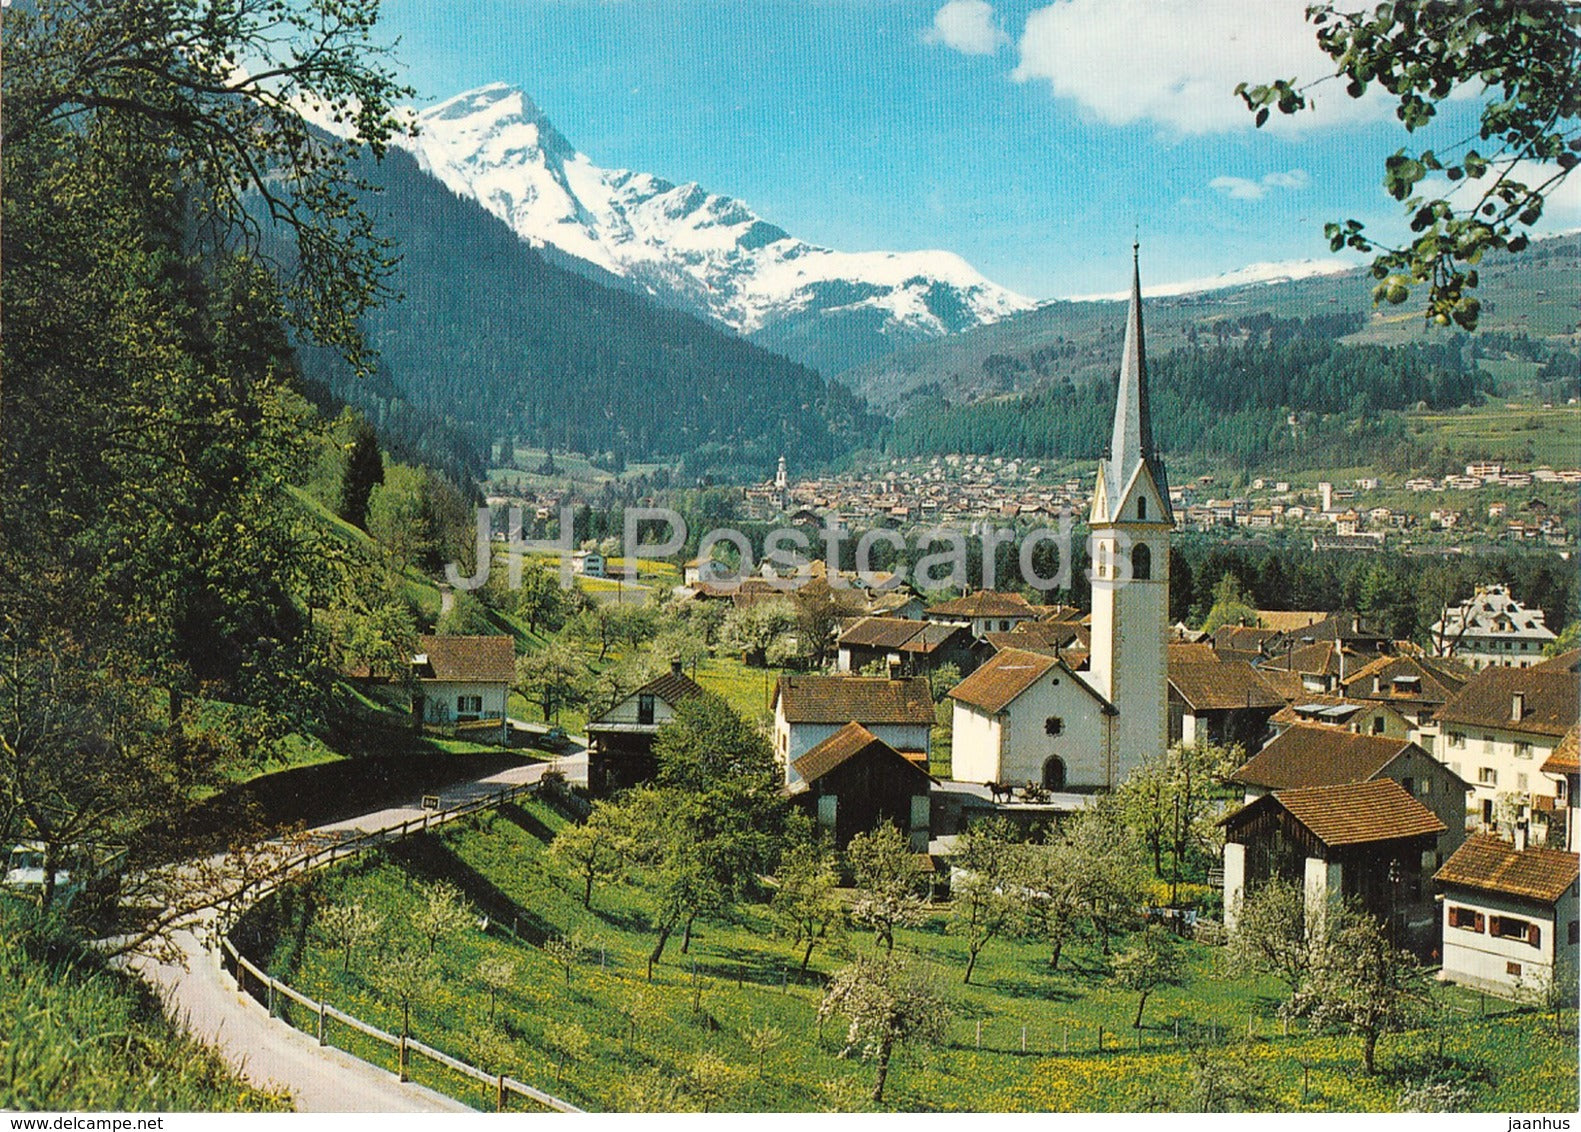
[784,721,935,851]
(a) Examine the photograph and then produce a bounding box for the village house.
[1222,777,1447,954]
[771,674,935,775]
[923,591,1038,638]
[835,616,983,678]
[947,647,1117,791]
[1543,725,1580,851]
[1433,664,1581,840]
[584,662,706,796]
[1430,583,1559,670]
[1436,831,1580,996]
[1341,653,1473,734]
[411,635,515,745]
[1167,659,1284,751]
[783,722,935,850]
[1227,724,1468,867]
[1268,695,1414,741]
[571,550,606,579]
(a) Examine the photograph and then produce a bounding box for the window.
[1491,915,1535,943]
[1401,777,1414,796]
[817,795,837,832]
[1517,773,1529,792]
[1448,906,1484,932]
[457,694,482,715]
[1479,767,1498,786]
[637,694,656,725]
[1507,961,1523,977]
[1449,731,1466,749]
[1132,543,1152,581]
[1418,778,1433,797]
[1568,920,1578,946]
[1516,742,1533,760]
[1137,496,1148,520]
[1372,717,1386,735]
[1042,756,1067,792]
[1044,716,1065,736]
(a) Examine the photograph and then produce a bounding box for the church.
[948,246,1171,790]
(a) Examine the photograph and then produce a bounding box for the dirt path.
[134,753,587,1112]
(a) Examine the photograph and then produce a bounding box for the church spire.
[1099,242,1171,521]
[1108,241,1152,487]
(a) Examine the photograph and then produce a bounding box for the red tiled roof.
[1342,654,1470,705]
[1275,778,1445,847]
[1436,834,1580,904]
[925,591,1035,619]
[633,670,706,706]
[1169,660,1284,712]
[415,635,515,684]
[774,675,935,725]
[1542,724,1579,775]
[947,647,1109,714]
[1435,667,1580,738]
[1229,724,1417,790]
[790,721,935,786]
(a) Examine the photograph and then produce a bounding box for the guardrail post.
[267,978,275,1017]
[398,1034,409,1082]
[496,1074,506,1112]
[318,1001,327,1045]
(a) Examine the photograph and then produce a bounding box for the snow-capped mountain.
[398,84,1033,372]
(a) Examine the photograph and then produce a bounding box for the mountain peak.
[398,84,1033,370]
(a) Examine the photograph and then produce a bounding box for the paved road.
[135,753,588,1112]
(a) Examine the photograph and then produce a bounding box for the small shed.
[785,722,935,851]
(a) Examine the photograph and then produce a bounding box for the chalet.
[836,617,982,678]
[1222,778,1447,954]
[784,722,935,850]
[771,675,935,775]
[584,663,705,796]
[1436,832,1580,996]
[923,591,1037,639]
[571,550,607,579]
[412,635,515,744]
[1167,660,1283,750]
[1433,666,1581,840]
[1226,724,1468,869]
[947,648,1118,791]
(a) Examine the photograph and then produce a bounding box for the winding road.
[133,750,588,1112]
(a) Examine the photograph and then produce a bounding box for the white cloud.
[1209,168,1309,201]
[924,0,1010,56]
[1012,0,1386,134]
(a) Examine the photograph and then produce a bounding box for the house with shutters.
[1268,696,1414,742]
[1436,831,1580,995]
[771,674,935,777]
[784,722,936,850]
[1340,653,1472,734]
[584,662,706,796]
[1432,664,1580,839]
[411,635,515,744]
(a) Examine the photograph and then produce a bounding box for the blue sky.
[375,0,1577,300]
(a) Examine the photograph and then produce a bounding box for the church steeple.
[1094,243,1172,524]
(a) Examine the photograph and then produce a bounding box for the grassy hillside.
[235,804,1577,1113]
[0,903,287,1111]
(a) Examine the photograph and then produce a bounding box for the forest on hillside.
[296,148,882,482]
[887,335,1503,471]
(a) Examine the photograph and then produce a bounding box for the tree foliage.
[817,954,949,1104]
[846,823,928,952]
[1237,1,1580,330]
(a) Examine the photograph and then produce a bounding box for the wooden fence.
[215,779,583,1113]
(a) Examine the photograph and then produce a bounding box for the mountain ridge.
[395,84,1033,375]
